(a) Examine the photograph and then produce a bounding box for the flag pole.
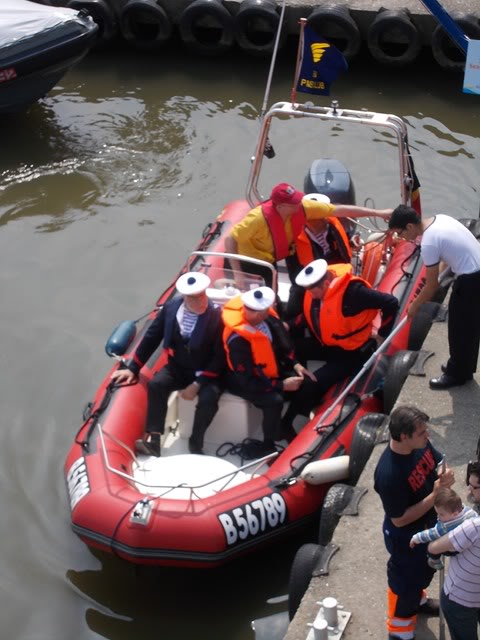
[259,0,288,120]
[291,17,307,107]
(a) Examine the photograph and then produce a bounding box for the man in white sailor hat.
[280,257,399,433]
[285,193,354,319]
[111,271,225,456]
[221,286,314,454]
[224,183,392,289]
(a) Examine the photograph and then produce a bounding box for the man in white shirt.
[388,205,480,390]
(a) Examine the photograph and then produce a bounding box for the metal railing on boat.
[246,99,414,209]
[97,423,278,500]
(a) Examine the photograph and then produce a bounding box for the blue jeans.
[441,589,480,640]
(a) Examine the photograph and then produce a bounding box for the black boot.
[188,437,204,455]
[135,432,161,457]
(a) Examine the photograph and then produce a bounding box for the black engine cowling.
[304,158,355,205]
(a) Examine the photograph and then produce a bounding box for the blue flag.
[296,26,348,96]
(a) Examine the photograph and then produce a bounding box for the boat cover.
[0,0,91,60]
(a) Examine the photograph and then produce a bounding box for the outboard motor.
[304,158,355,204]
[304,157,356,237]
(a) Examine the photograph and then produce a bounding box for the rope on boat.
[216,438,285,462]
[75,380,138,452]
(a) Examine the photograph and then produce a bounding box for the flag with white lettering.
[295,26,348,96]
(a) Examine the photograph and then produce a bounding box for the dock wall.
[284,305,480,640]
[37,0,480,70]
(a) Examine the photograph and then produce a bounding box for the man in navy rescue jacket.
[111,272,225,456]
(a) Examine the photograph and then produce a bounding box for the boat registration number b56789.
[218,493,287,546]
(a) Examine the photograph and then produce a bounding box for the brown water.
[0,45,479,639]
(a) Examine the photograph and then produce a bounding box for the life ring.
[234,0,285,57]
[367,9,421,68]
[431,12,480,72]
[179,0,235,56]
[120,0,172,51]
[306,5,361,61]
[66,0,118,46]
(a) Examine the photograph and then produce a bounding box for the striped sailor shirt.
[444,516,480,607]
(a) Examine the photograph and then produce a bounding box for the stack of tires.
[430,11,480,71]
[34,0,480,71]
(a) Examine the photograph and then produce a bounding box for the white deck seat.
[167,391,264,446]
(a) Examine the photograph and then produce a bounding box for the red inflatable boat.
[65,100,440,568]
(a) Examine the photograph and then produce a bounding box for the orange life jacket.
[303,263,377,350]
[296,217,352,266]
[222,296,279,378]
[262,200,305,261]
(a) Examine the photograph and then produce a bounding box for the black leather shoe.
[135,438,161,457]
[441,363,473,380]
[429,374,467,390]
[278,423,297,443]
[418,597,440,616]
[188,438,204,455]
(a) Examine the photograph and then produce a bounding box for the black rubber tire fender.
[318,483,354,546]
[234,0,285,57]
[120,0,172,51]
[382,349,418,415]
[459,217,480,241]
[407,301,441,351]
[288,543,321,620]
[67,0,117,45]
[431,12,480,72]
[179,0,235,56]
[348,412,386,485]
[306,5,361,61]
[367,9,421,68]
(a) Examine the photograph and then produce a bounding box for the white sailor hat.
[302,193,331,204]
[295,259,328,288]
[241,286,275,311]
[176,272,211,296]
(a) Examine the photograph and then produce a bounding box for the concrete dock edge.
[284,304,480,640]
